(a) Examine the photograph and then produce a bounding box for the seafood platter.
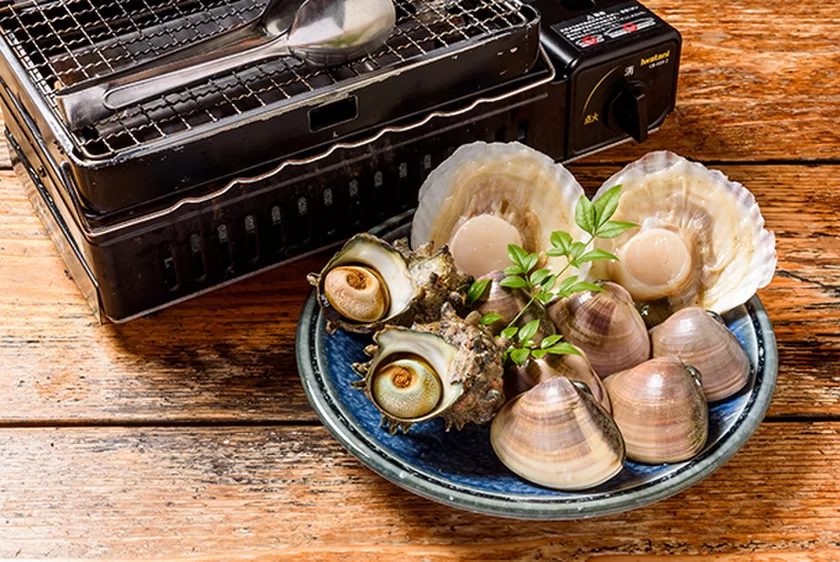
[296,144,778,518]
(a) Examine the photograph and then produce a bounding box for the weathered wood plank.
[0,0,836,173]
[2,163,839,422]
[591,0,840,163]
[0,422,837,560]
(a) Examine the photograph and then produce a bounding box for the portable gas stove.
[0,0,681,322]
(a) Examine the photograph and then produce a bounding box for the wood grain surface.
[0,0,839,559]
[0,423,838,560]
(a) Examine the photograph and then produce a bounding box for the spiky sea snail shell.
[409,141,589,280]
[604,357,709,464]
[505,345,611,413]
[490,377,625,490]
[308,234,467,334]
[475,270,555,343]
[352,303,505,433]
[548,281,650,379]
[650,307,751,402]
[590,151,776,315]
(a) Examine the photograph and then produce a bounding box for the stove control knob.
[608,82,651,144]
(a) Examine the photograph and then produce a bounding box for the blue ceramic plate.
[296,214,778,520]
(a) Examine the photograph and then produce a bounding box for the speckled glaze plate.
[295,213,778,520]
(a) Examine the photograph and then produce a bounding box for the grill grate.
[0,0,529,158]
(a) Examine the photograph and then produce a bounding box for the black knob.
[608,82,650,144]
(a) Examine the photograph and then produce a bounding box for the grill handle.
[54,23,283,131]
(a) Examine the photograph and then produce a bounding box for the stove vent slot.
[244,215,260,264]
[159,245,179,292]
[518,120,529,143]
[217,223,234,276]
[189,233,206,282]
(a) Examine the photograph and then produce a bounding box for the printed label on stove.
[551,2,660,51]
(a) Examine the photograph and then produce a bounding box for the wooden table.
[2,1,839,559]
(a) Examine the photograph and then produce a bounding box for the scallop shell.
[548,281,651,379]
[591,151,776,314]
[604,357,709,464]
[491,377,625,490]
[650,307,751,402]
[410,141,589,280]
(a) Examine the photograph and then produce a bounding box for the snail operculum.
[352,304,505,433]
[308,234,421,334]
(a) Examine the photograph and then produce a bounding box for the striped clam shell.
[604,357,709,464]
[650,307,751,402]
[490,376,625,490]
[548,282,651,379]
[505,346,612,413]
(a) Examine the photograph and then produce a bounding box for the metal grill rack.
[0,0,530,158]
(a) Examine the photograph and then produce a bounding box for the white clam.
[410,141,588,280]
[591,151,776,314]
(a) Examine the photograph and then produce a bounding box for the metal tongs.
[55,0,397,130]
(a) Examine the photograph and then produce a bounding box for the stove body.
[0,0,681,322]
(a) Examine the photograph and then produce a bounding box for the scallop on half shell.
[491,376,625,491]
[410,142,588,280]
[352,303,505,433]
[591,151,776,314]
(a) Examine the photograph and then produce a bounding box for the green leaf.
[501,326,519,340]
[510,347,531,366]
[570,281,604,294]
[523,339,537,349]
[508,244,528,269]
[529,268,551,286]
[546,248,569,258]
[546,343,582,356]
[466,279,492,306]
[541,334,563,349]
[593,185,622,229]
[500,276,529,290]
[541,273,558,289]
[504,264,524,275]
[535,291,555,304]
[550,231,573,254]
[555,275,579,297]
[480,313,503,326]
[570,241,587,260]
[523,253,539,274]
[518,319,541,344]
[530,349,547,359]
[596,220,639,239]
[575,195,596,235]
[578,248,620,263]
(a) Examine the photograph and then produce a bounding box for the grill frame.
[0,0,539,160]
[5,48,565,322]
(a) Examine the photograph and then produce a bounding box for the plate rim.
[296,291,778,520]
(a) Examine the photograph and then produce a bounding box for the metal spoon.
[56,0,397,130]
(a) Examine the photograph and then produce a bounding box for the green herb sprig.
[468,185,637,366]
